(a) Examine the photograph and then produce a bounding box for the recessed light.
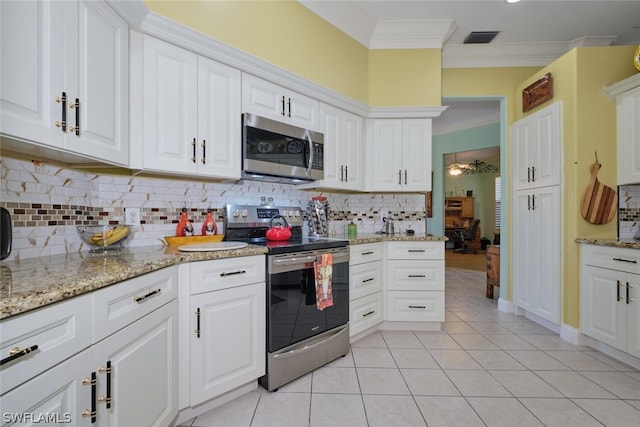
[506,0,521,3]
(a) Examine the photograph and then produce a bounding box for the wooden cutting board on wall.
[580,152,617,225]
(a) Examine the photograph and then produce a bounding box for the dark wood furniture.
[486,245,500,298]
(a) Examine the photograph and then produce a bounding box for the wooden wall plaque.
[523,73,553,112]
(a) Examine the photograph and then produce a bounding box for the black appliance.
[241,113,324,184]
[225,204,349,391]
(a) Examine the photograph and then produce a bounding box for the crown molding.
[370,19,456,49]
[368,106,448,119]
[604,73,640,98]
[298,0,376,47]
[433,114,499,136]
[442,42,569,68]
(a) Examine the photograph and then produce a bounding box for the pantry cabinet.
[133,34,241,179]
[605,74,640,185]
[179,256,266,407]
[314,103,363,191]
[367,119,432,192]
[511,102,562,326]
[0,0,129,166]
[581,245,640,358]
[349,243,384,337]
[242,73,319,130]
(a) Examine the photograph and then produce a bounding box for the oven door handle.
[272,251,349,267]
[273,255,318,266]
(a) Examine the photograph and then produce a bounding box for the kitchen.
[2,0,640,426]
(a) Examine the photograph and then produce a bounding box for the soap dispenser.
[202,205,218,236]
[347,220,357,238]
[176,206,194,237]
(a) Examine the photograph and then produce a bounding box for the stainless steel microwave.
[241,113,324,184]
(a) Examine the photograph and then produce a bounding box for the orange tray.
[164,235,224,246]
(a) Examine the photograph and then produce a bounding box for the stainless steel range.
[225,204,350,391]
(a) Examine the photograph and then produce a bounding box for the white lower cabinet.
[581,245,640,358]
[180,256,266,408]
[349,243,383,337]
[0,346,93,426]
[0,267,178,427]
[385,241,445,323]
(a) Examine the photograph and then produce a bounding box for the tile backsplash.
[0,157,426,260]
[619,184,640,239]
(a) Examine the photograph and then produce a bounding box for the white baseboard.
[498,298,514,313]
[560,323,581,345]
[578,334,640,370]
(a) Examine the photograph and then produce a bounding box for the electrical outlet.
[125,207,141,226]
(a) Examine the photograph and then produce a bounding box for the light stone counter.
[575,238,640,250]
[0,234,447,320]
[0,244,267,319]
[332,232,448,245]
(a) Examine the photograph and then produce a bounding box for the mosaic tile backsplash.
[0,157,426,260]
[619,184,640,239]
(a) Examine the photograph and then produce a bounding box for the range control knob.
[232,209,240,217]
[241,209,248,217]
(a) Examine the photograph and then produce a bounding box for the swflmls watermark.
[2,412,72,424]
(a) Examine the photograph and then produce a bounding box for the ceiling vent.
[463,31,500,44]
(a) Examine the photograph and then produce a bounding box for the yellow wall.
[369,49,442,106]
[514,46,636,328]
[144,0,370,103]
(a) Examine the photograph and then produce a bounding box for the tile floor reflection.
[178,268,640,427]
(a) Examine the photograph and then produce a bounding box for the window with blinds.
[495,176,501,229]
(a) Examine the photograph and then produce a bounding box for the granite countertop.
[0,234,447,320]
[575,238,640,250]
[0,244,267,320]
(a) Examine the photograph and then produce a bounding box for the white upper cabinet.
[135,35,241,179]
[511,102,561,191]
[606,75,640,185]
[242,73,319,130]
[314,103,363,191]
[0,0,129,166]
[367,119,432,192]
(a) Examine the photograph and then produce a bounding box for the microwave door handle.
[305,130,313,177]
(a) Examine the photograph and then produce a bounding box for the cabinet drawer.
[0,294,92,394]
[386,241,444,260]
[386,260,444,291]
[188,255,265,295]
[92,266,178,343]
[582,245,640,275]
[350,243,383,265]
[350,261,383,300]
[350,292,383,337]
[386,291,444,322]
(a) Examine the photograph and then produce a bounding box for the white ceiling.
[299,0,640,67]
[299,0,640,141]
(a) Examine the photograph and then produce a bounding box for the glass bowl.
[76,225,133,252]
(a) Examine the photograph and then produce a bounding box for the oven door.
[267,247,349,353]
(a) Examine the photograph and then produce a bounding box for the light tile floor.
[179,268,640,427]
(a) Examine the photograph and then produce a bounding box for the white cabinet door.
[368,119,432,192]
[350,292,384,337]
[511,102,561,191]
[386,291,445,322]
[316,104,363,190]
[68,0,128,165]
[197,56,242,179]
[369,119,404,191]
[241,73,318,130]
[0,350,93,426]
[402,119,432,191]
[617,84,640,185]
[93,301,178,427]
[350,261,383,300]
[581,266,628,351]
[0,0,128,166]
[386,260,445,292]
[142,36,198,175]
[513,186,561,324]
[627,277,640,358]
[189,282,265,406]
[0,0,62,147]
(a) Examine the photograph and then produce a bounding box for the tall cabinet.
[511,102,562,325]
[605,74,640,185]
